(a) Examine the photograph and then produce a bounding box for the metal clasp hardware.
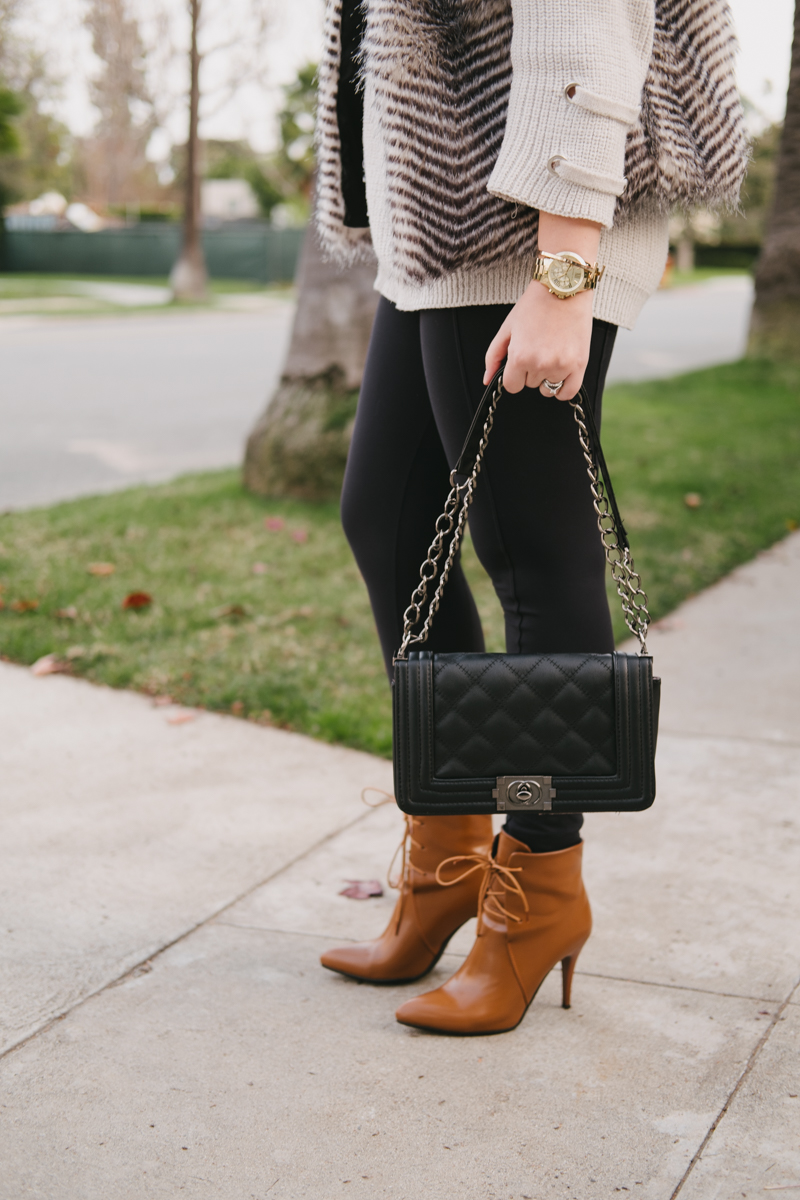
[492,776,556,812]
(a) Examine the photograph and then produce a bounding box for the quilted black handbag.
[392,367,660,816]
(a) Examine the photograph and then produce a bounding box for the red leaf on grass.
[31,654,69,676]
[264,517,284,531]
[212,603,247,619]
[251,562,268,575]
[683,493,702,509]
[122,591,152,610]
[291,529,308,543]
[55,606,78,620]
[87,562,116,576]
[11,598,39,612]
[167,711,197,725]
[339,879,384,900]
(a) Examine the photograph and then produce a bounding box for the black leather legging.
[341,297,617,852]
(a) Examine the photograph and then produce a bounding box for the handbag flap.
[432,653,617,779]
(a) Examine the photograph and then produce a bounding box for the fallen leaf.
[11,598,39,612]
[291,529,308,543]
[339,879,383,900]
[31,654,69,676]
[231,700,244,715]
[264,517,284,531]
[122,591,152,610]
[55,606,78,619]
[251,562,268,575]
[683,493,702,509]
[167,711,196,725]
[212,603,248,619]
[87,562,115,576]
[787,518,799,531]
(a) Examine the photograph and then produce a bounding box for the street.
[0,276,753,511]
[0,301,293,510]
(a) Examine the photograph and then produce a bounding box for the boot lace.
[435,853,529,931]
[386,814,423,934]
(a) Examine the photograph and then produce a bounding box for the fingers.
[483,325,511,385]
[539,372,582,401]
[501,355,529,394]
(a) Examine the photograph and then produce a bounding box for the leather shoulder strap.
[453,365,629,551]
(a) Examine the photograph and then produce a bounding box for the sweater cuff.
[488,76,634,228]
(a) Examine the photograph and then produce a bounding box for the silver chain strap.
[569,396,651,653]
[395,372,651,660]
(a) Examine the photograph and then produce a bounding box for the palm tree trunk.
[170,0,208,301]
[748,0,800,357]
[243,217,378,501]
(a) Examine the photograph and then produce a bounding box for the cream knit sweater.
[317,0,747,331]
[366,0,667,329]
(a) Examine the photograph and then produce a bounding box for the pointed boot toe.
[319,813,493,985]
[395,986,461,1031]
[320,942,380,980]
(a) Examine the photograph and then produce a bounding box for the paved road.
[0,277,753,510]
[0,302,294,510]
[1,533,798,1198]
[606,273,753,383]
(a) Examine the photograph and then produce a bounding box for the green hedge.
[0,225,305,283]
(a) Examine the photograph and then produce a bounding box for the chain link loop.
[568,397,651,652]
[394,373,651,661]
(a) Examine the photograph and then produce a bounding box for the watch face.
[547,257,586,295]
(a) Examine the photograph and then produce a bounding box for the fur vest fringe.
[316,0,749,285]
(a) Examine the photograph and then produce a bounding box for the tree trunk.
[676,235,694,272]
[170,0,208,301]
[243,219,378,501]
[748,0,800,358]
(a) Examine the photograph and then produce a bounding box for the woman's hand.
[483,212,602,401]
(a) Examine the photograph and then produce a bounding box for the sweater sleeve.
[487,0,655,228]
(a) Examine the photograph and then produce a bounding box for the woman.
[316,0,747,1034]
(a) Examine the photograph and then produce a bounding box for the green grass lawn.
[1,357,798,759]
[0,273,291,295]
[661,266,749,288]
[0,274,294,314]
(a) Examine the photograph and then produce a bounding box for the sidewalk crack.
[0,803,379,1063]
[668,972,800,1200]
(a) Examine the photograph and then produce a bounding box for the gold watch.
[532,251,605,299]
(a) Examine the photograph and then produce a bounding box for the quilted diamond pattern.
[432,653,616,779]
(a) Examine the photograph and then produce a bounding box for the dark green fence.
[0,225,305,283]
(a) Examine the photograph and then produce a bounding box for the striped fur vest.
[316,0,749,284]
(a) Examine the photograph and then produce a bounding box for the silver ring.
[542,378,565,395]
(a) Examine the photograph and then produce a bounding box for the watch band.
[532,250,605,299]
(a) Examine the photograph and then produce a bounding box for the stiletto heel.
[561,949,581,1009]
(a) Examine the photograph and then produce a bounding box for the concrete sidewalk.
[1,535,799,1199]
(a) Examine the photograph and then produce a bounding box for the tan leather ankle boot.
[320,814,493,984]
[395,830,591,1033]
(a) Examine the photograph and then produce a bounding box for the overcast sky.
[27,0,797,157]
